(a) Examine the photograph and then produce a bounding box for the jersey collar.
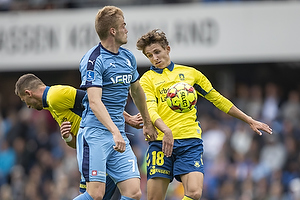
[42,86,50,108]
[150,61,174,74]
[100,42,119,55]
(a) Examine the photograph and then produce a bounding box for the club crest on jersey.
[110,74,132,84]
[86,70,95,82]
[179,73,185,81]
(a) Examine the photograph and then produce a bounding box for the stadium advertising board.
[0,2,300,71]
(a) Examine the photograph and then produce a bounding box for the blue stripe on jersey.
[85,43,101,87]
[42,86,50,107]
[193,83,208,96]
[71,89,86,117]
[82,136,90,182]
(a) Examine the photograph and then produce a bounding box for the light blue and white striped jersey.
[79,43,139,130]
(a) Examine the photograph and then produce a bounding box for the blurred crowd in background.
[0,67,299,200]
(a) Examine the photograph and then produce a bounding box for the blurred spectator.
[235,83,250,112]
[0,183,13,200]
[245,84,263,120]
[0,0,11,11]
[262,82,280,123]
[0,139,16,185]
[279,90,300,126]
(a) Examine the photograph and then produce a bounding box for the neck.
[101,39,120,54]
[37,85,47,100]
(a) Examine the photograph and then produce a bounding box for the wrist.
[62,134,72,143]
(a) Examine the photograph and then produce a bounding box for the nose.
[153,54,159,60]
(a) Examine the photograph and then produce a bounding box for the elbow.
[88,99,99,112]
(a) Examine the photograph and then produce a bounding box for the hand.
[112,132,126,153]
[162,128,173,157]
[60,121,72,139]
[127,113,143,129]
[143,121,158,141]
[249,119,273,136]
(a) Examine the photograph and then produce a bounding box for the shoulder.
[48,85,77,102]
[81,44,102,65]
[119,46,132,54]
[141,70,154,79]
[119,47,135,59]
[174,64,197,71]
[174,64,203,75]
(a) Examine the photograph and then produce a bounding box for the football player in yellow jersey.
[136,29,273,200]
[14,73,143,199]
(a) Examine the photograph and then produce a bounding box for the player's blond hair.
[95,6,124,40]
[136,29,169,54]
[15,74,45,96]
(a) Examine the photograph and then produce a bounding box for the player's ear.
[24,89,32,97]
[166,45,171,53]
[110,27,116,36]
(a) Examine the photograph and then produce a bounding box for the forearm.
[123,111,131,125]
[227,105,253,124]
[131,83,152,125]
[89,99,120,134]
[154,118,171,134]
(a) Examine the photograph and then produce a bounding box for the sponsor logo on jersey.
[92,170,97,176]
[110,74,132,84]
[91,170,106,177]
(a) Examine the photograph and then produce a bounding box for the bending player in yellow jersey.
[136,29,273,200]
[14,73,143,199]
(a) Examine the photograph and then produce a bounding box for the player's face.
[115,17,128,45]
[144,43,171,69]
[20,93,43,111]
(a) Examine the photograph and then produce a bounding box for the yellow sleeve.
[192,69,233,113]
[205,89,233,113]
[140,73,161,124]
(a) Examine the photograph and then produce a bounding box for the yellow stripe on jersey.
[43,85,83,136]
[140,63,233,140]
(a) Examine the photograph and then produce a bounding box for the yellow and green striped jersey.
[42,85,85,136]
[140,62,233,140]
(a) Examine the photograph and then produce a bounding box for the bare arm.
[124,111,143,129]
[154,118,173,157]
[227,105,272,135]
[129,81,158,141]
[87,87,125,153]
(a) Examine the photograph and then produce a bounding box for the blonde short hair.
[95,6,124,40]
